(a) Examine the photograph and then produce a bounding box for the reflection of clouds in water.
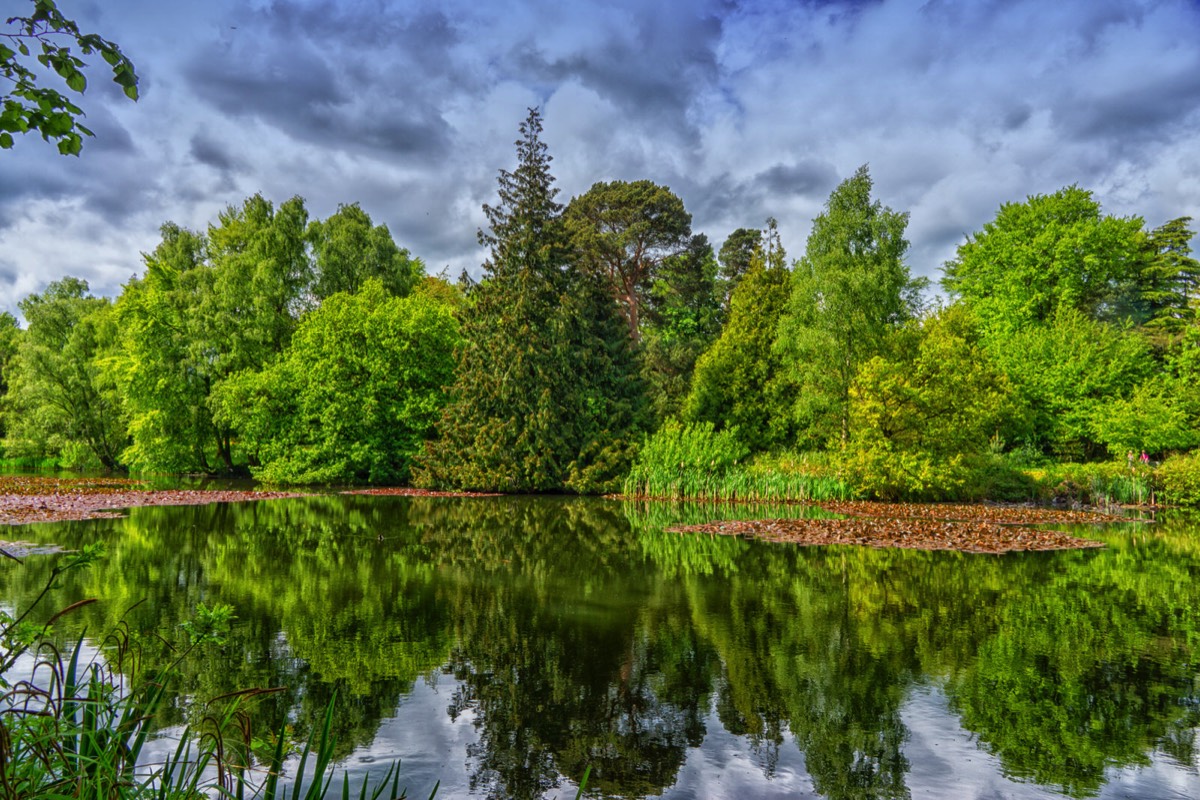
[338,675,479,798]
[900,686,1200,800]
[667,706,817,798]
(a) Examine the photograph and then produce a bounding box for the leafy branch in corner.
[1,0,138,154]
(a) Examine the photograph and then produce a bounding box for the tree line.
[3,107,1198,495]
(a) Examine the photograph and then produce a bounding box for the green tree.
[941,186,1145,332]
[845,305,1013,499]
[3,277,125,467]
[1,0,138,154]
[565,179,692,342]
[0,311,19,441]
[417,108,644,492]
[213,280,461,485]
[776,165,924,446]
[1126,216,1200,337]
[306,203,424,300]
[990,309,1152,460]
[640,234,723,423]
[684,222,791,452]
[115,223,215,472]
[117,196,312,473]
[717,226,762,307]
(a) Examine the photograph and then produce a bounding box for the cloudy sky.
[2,0,1199,315]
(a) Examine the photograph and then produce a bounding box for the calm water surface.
[2,494,1199,799]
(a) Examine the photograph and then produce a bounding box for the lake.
[2,494,1198,799]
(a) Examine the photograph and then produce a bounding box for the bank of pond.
[3,491,1199,799]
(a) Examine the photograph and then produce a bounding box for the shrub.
[1159,452,1200,507]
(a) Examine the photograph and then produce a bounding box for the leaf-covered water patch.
[665,517,1105,554]
[0,476,311,527]
[815,500,1136,526]
[341,488,502,498]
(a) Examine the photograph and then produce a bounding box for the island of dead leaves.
[664,501,1138,554]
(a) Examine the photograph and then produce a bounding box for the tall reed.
[622,421,853,503]
[1,546,423,799]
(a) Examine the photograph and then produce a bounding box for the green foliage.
[215,280,461,485]
[987,309,1152,460]
[1021,460,1156,506]
[1090,379,1200,456]
[1158,452,1200,507]
[306,202,424,300]
[640,234,723,423]
[776,165,924,446]
[623,422,852,501]
[565,179,692,340]
[844,306,1013,500]
[623,419,747,496]
[1125,217,1200,337]
[418,109,645,493]
[114,223,217,472]
[116,196,424,475]
[942,186,1146,332]
[3,278,126,468]
[684,223,792,452]
[716,226,762,304]
[1,0,138,154]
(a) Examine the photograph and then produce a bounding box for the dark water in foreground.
[2,494,1199,799]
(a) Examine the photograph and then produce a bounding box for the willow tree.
[4,278,126,468]
[417,108,643,492]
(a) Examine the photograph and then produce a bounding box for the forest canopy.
[3,109,1198,501]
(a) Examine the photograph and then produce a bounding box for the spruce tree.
[416,109,643,492]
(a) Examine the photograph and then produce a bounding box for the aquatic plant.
[0,546,420,799]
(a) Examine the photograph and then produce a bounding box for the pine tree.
[416,109,644,492]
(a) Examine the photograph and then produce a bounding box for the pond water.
[2,494,1199,799]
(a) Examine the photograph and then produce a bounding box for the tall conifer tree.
[417,109,643,492]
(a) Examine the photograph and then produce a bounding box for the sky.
[2,0,1199,316]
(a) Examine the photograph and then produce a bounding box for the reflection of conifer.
[417,109,644,492]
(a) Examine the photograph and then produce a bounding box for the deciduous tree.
[306,203,424,300]
[776,165,924,446]
[4,278,126,468]
[941,186,1144,332]
[213,280,461,485]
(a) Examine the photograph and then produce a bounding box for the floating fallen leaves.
[341,488,502,498]
[0,476,311,527]
[815,500,1134,526]
[666,516,1107,554]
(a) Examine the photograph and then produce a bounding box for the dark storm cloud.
[676,158,838,234]
[1058,69,1200,143]
[507,6,724,140]
[0,260,20,287]
[189,132,241,172]
[755,160,839,196]
[182,1,463,158]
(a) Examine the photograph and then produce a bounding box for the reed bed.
[622,421,853,503]
[1,546,433,800]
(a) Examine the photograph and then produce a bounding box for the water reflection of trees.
[4,498,1200,799]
